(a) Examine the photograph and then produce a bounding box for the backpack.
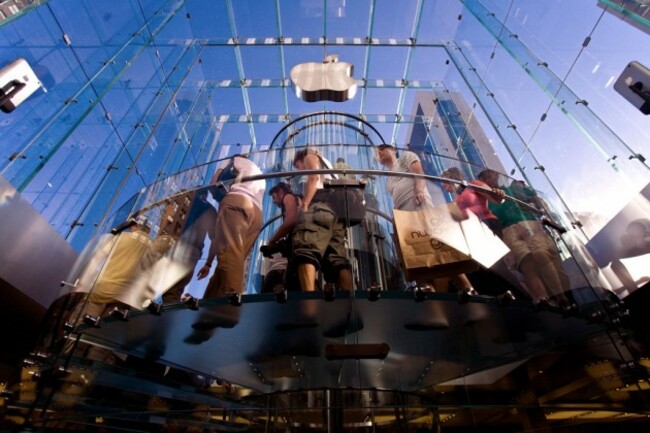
[316,155,366,226]
[210,159,239,202]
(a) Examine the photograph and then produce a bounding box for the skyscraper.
[405,91,506,179]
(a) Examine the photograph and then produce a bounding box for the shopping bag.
[393,206,476,278]
[393,205,509,279]
[459,210,510,269]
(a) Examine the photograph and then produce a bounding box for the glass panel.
[212,88,246,115]
[279,0,324,38]
[325,0,371,38]
[372,0,419,40]
[417,0,464,41]
[247,87,285,116]
[407,46,452,82]
[491,0,603,79]
[199,46,239,79]
[48,0,148,76]
[183,0,231,40]
[239,45,283,78]
[366,46,409,79]
[231,0,277,37]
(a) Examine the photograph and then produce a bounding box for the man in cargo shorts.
[289,148,352,292]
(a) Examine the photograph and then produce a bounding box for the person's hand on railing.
[489,187,505,203]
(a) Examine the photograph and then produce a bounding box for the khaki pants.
[204,194,262,298]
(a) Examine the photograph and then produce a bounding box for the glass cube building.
[1,1,650,432]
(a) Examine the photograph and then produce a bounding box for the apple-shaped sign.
[290,55,358,103]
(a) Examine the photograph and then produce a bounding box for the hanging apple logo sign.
[290,55,358,103]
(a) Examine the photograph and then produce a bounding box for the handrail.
[114,168,547,233]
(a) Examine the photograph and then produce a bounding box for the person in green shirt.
[478,169,571,310]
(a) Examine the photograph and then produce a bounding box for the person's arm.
[268,194,299,245]
[473,180,505,203]
[196,220,218,279]
[301,154,320,211]
[409,159,427,207]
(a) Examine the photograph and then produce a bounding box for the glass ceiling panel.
[247,87,286,115]
[407,47,452,82]
[0,12,84,170]
[366,46,409,79]
[184,0,231,39]
[239,46,284,78]
[417,0,464,41]
[140,1,192,42]
[198,46,239,79]
[48,1,147,74]
[4,0,649,257]
[363,88,401,116]
[218,123,254,147]
[209,87,247,114]
[372,0,419,39]
[231,0,278,37]
[324,0,371,38]
[279,0,324,38]
[281,45,324,73]
[252,123,286,148]
[69,1,145,43]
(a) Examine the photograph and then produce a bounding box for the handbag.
[210,159,239,202]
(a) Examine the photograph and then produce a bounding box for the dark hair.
[477,168,495,181]
[292,148,319,166]
[293,148,308,165]
[269,182,292,196]
[377,143,398,157]
[442,167,464,181]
